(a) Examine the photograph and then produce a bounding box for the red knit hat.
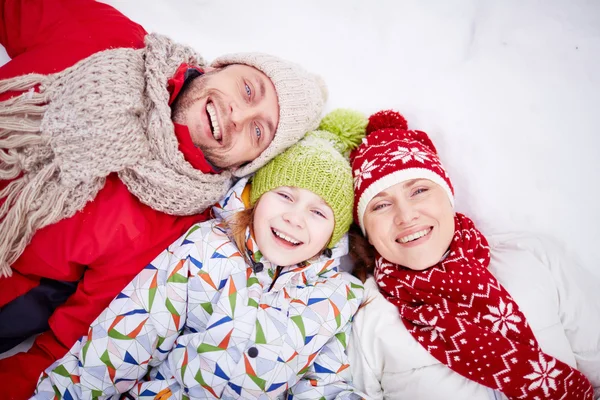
[351,110,454,233]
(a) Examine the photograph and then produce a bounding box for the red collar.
[168,64,220,174]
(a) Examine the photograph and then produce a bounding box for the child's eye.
[277,192,292,201]
[312,210,326,218]
[245,83,252,98]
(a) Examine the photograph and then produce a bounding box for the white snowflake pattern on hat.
[354,159,378,189]
[389,146,430,163]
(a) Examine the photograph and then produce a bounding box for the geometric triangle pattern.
[33,179,366,399]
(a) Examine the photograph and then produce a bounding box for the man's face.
[172,64,279,169]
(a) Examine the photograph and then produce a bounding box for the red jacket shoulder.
[0,0,147,80]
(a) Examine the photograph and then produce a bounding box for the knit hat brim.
[211,53,328,177]
[250,134,354,248]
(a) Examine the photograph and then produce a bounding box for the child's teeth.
[399,228,431,243]
[274,229,300,245]
[207,103,221,140]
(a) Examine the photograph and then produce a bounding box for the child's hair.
[349,223,375,283]
[224,206,257,259]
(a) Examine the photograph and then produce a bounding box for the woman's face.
[363,179,455,270]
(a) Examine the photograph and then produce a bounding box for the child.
[32,110,368,399]
[346,110,599,399]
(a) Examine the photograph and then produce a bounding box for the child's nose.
[283,211,305,228]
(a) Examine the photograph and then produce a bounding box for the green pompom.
[318,108,368,153]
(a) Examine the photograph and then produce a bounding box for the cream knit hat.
[211,53,328,177]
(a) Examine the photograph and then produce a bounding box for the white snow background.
[1,0,599,278]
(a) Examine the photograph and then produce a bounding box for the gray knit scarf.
[0,34,232,277]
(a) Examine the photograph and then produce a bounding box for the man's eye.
[254,125,262,139]
[245,83,252,97]
[413,188,428,196]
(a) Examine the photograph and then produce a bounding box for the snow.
[1,0,599,277]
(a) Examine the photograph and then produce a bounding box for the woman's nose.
[393,204,418,225]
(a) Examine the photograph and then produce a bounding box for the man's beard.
[171,73,235,169]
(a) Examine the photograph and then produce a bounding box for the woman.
[346,110,600,400]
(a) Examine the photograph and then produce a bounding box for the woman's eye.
[372,203,389,211]
[245,83,252,98]
[254,124,262,139]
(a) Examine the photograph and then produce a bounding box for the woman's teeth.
[206,102,221,140]
[272,229,301,245]
[398,228,431,244]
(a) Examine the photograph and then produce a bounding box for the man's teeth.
[206,103,221,141]
[273,229,301,245]
[398,228,431,244]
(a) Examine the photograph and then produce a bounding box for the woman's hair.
[349,223,376,283]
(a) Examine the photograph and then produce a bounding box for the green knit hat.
[251,109,367,248]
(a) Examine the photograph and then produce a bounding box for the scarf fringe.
[0,79,51,275]
[0,177,27,221]
[0,116,43,132]
[0,73,47,93]
[0,97,48,117]
[0,163,61,277]
[0,127,45,180]
[0,132,45,148]
[0,34,230,278]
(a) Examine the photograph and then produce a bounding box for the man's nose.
[230,101,251,131]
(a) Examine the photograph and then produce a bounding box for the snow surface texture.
[1,0,598,278]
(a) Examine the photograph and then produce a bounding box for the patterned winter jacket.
[33,178,365,400]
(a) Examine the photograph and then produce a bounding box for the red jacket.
[0,1,218,397]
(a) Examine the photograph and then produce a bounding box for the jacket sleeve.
[2,235,180,400]
[288,318,367,400]
[0,183,205,400]
[514,234,600,398]
[32,227,197,399]
[284,271,365,399]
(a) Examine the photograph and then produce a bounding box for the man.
[0,0,326,397]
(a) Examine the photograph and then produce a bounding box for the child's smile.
[253,186,334,266]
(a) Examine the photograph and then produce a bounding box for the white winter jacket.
[34,179,366,400]
[348,233,600,400]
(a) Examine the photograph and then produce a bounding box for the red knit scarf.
[374,213,592,399]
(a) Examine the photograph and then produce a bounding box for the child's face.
[253,186,334,266]
[363,179,455,270]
